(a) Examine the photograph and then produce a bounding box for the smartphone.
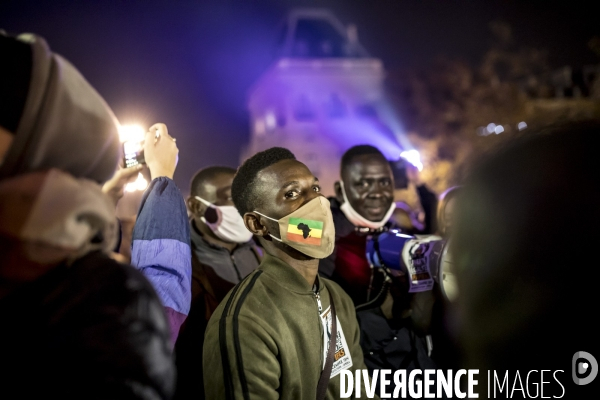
[122,129,160,168]
[123,138,146,168]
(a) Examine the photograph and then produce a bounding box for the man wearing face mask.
[319,145,437,306]
[203,147,375,400]
[174,166,261,400]
[186,166,261,312]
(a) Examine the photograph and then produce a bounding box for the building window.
[325,93,346,118]
[265,112,277,131]
[294,95,316,121]
[292,19,347,58]
[304,153,320,176]
[254,119,266,136]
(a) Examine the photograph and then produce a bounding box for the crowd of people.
[1,31,598,399]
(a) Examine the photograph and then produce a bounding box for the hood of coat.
[0,33,120,184]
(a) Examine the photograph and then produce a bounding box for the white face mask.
[195,196,253,243]
[339,180,396,230]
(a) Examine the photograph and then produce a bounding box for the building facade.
[243,9,412,195]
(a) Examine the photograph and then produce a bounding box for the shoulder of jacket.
[321,277,354,306]
[217,269,266,314]
[247,243,264,263]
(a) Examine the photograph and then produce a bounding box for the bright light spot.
[494,125,504,134]
[518,121,528,131]
[265,112,276,130]
[486,123,496,134]
[119,124,145,143]
[125,173,148,192]
[395,233,414,238]
[400,149,423,171]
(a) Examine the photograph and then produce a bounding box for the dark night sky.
[1,0,598,193]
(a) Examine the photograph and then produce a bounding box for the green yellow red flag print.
[286,217,323,246]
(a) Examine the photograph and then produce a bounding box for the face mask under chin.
[339,180,396,230]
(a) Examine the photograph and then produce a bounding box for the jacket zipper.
[314,291,323,313]
[314,289,324,369]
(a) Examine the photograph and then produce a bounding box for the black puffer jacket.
[0,251,175,399]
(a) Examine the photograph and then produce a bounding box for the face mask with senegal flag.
[254,196,335,259]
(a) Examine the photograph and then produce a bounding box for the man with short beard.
[322,145,441,397]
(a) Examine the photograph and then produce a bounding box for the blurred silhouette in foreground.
[453,121,600,397]
[0,32,174,398]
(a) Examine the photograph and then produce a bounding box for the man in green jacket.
[203,147,376,399]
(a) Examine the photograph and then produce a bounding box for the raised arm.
[131,124,191,344]
[407,163,438,234]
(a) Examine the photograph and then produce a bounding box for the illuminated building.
[243,9,413,195]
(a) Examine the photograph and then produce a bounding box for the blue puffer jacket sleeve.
[131,177,191,345]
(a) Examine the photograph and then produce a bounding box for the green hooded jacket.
[203,253,377,399]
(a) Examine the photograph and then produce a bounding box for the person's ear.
[334,181,344,204]
[244,212,269,237]
[187,196,206,217]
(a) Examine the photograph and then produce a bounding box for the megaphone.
[365,230,457,302]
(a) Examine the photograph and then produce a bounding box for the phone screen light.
[400,149,423,171]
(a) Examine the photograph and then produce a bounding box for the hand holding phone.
[122,127,160,168]
[143,123,179,180]
[389,158,408,189]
